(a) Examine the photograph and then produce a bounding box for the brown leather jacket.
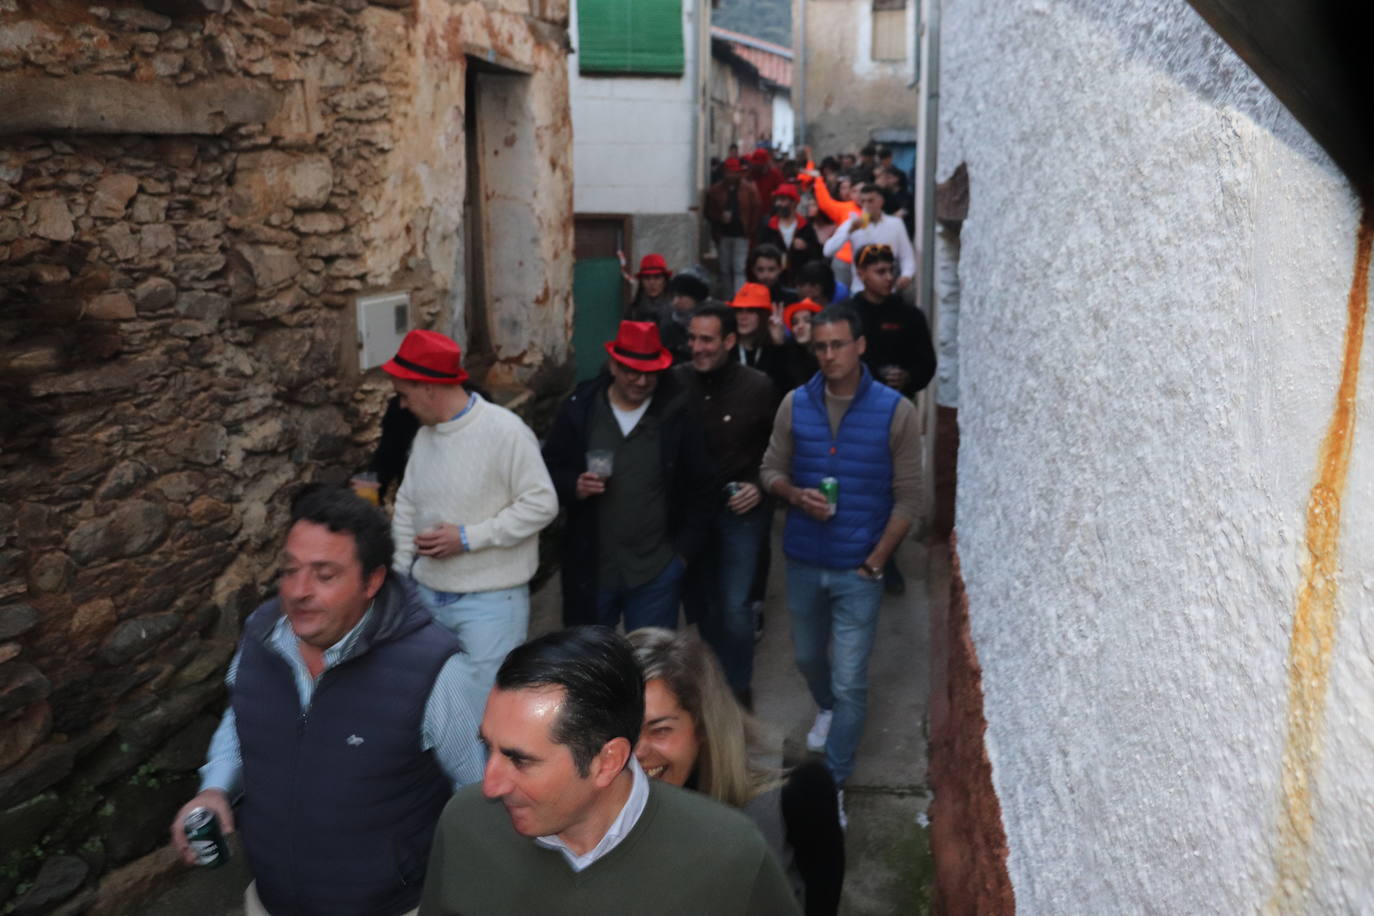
[704,178,761,243]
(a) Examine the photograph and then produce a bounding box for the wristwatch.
[859,563,883,580]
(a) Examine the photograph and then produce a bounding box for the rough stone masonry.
[0,1,574,911]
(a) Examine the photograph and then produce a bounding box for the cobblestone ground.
[137,514,934,915]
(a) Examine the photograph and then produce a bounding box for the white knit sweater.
[392,396,558,593]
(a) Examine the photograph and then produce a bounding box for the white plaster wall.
[940,0,1372,911]
[568,0,700,215]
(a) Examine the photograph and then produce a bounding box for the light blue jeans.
[415,582,530,721]
[785,558,883,785]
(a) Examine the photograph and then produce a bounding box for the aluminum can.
[184,807,230,868]
[724,481,743,498]
[819,477,839,516]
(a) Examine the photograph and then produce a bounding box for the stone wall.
[0,0,572,911]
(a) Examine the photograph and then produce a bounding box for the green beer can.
[819,477,839,517]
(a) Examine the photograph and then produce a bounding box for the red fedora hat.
[636,253,672,278]
[382,329,469,385]
[604,321,673,372]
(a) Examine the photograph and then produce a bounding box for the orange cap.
[783,299,823,329]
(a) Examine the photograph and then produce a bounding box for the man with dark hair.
[171,487,484,916]
[674,303,777,706]
[419,628,800,915]
[845,243,936,398]
[706,157,762,297]
[760,305,924,828]
[746,242,799,310]
[795,259,848,307]
[541,321,714,629]
[822,182,917,294]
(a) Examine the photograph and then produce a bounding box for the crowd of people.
[168,141,935,916]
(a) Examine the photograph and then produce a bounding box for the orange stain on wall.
[1270,209,1373,911]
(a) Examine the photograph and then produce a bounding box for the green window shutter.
[578,0,684,76]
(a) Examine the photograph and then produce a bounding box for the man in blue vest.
[169,487,485,916]
[760,305,924,827]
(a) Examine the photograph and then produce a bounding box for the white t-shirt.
[611,397,651,437]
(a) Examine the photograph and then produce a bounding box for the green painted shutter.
[578,0,684,76]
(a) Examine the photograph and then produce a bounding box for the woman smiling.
[628,628,845,915]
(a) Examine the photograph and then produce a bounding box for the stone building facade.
[0,1,573,911]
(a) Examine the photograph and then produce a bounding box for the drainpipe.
[912,0,940,518]
[795,0,806,150]
[688,0,708,260]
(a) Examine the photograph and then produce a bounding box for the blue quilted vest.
[232,577,458,916]
[782,366,900,569]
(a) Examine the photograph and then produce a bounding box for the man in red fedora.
[757,183,823,288]
[541,321,713,630]
[382,329,559,716]
[705,157,761,298]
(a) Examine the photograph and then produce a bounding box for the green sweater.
[418,781,802,916]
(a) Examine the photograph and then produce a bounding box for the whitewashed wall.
[939,0,1372,911]
[568,0,700,216]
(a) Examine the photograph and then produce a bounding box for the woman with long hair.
[628,628,845,915]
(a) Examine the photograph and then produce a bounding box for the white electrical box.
[356,291,411,371]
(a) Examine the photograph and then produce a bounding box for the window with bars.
[872,0,908,62]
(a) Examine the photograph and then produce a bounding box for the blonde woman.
[628,628,845,915]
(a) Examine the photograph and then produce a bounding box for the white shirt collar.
[533,756,650,872]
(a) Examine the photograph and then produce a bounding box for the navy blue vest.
[232,577,458,916]
[782,366,900,569]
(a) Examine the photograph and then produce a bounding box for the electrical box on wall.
[356,291,411,371]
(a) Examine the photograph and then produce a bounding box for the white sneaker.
[837,788,848,831]
[806,709,833,752]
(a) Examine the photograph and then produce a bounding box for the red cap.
[783,299,823,329]
[636,253,672,277]
[729,283,773,311]
[382,329,469,385]
[771,183,800,202]
[604,321,673,372]
[748,148,770,165]
[724,157,745,173]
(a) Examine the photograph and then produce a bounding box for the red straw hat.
[636,253,672,277]
[724,156,745,173]
[382,329,469,385]
[771,183,801,202]
[783,298,823,329]
[604,321,673,372]
[729,283,773,311]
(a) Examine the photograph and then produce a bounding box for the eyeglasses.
[811,339,855,355]
[856,244,893,267]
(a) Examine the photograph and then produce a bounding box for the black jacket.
[844,292,937,397]
[757,215,824,288]
[541,372,715,626]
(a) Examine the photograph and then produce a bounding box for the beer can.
[724,481,743,498]
[819,477,839,517]
[184,807,230,868]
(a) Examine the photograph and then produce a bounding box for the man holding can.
[169,487,485,916]
[759,304,924,827]
[674,303,777,708]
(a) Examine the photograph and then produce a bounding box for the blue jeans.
[597,555,685,632]
[415,582,530,720]
[786,558,883,785]
[687,502,770,693]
